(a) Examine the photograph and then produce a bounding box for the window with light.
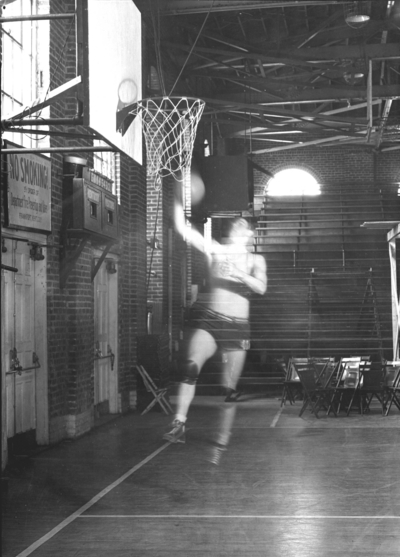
[266,168,321,197]
[1,0,50,149]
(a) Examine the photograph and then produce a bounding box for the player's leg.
[206,351,247,464]
[223,349,247,401]
[163,328,217,443]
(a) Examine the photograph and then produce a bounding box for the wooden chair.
[345,358,374,415]
[359,361,385,414]
[293,360,337,418]
[280,357,304,407]
[135,365,173,415]
[313,357,337,387]
[383,361,400,416]
[327,357,366,416]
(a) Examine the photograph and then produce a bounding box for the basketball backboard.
[78,0,142,165]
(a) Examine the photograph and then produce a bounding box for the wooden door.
[94,258,118,414]
[3,239,36,437]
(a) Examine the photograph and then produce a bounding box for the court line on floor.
[270,406,284,427]
[15,442,172,557]
[78,514,400,520]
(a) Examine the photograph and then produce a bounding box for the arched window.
[266,168,321,196]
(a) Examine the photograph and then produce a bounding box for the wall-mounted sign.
[3,141,52,233]
[82,167,113,192]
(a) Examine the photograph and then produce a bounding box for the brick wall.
[117,153,147,412]
[249,144,400,195]
[46,0,147,440]
[47,0,79,440]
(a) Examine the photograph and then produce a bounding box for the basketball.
[190,166,205,206]
[118,78,137,105]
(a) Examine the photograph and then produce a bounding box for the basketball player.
[163,181,267,461]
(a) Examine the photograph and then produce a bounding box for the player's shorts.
[186,303,250,351]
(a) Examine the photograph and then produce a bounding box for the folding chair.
[359,361,385,414]
[383,361,400,416]
[345,359,372,416]
[293,360,337,418]
[314,359,338,416]
[136,365,173,415]
[328,357,363,416]
[313,357,337,387]
[281,357,304,406]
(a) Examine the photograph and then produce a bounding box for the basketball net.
[118,96,205,187]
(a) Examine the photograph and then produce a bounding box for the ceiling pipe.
[141,1,360,16]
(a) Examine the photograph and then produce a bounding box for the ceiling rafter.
[140,0,400,152]
[219,84,400,104]
[201,96,373,125]
[140,1,355,17]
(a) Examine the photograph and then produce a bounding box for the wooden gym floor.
[2,395,400,557]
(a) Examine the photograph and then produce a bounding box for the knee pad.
[180,360,199,385]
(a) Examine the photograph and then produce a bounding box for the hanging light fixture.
[344,71,364,83]
[344,2,370,29]
[343,62,365,83]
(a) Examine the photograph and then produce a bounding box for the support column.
[388,224,400,360]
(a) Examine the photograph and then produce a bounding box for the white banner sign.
[6,146,52,232]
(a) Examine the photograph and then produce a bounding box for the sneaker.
[205,442,227,466]
[224,388,242,402]
[163,419,186,444]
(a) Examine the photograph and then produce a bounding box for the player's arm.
[223,254,267,295]
[173,181,205,253]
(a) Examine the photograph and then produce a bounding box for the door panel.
[15,243,34,372]
[94,257,118,413]
[6,371,14,439]
[4,239,36,437]
[15,372,35,433]
[94,264,110,405]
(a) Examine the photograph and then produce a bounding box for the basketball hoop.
[117,96,205,185]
